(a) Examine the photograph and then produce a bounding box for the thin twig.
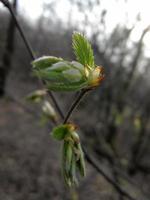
[0,0,64,119]
[0,0,35,60]
[63,89,88,124]
[83,148,137,200]
[112,166,125,200]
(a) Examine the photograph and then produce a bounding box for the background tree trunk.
[0,0,17,96]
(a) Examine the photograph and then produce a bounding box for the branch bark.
[63,89,88,124]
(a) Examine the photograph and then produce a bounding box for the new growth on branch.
[31,32,105,186]
[32,32,105,91]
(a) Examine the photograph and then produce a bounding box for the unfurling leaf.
[62,141,72,187]
[51,124,69,141]
[51,123,86,187]
[70,152,78,185]
[66,141,73,172]
[72,32,95,68]
[76,143,86,177]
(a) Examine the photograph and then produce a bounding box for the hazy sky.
[1,0,149,31]
[17,0,150,24]
[0,0,150,55]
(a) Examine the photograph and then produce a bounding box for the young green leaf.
[70,152,78,186]
[51,124,69,141]
[66,142,73,173]
[72,32,95,69]
[76,143,86,177]
[62,141,72,187]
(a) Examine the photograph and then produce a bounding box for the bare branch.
[84,148,138,200]
[63,89,88,124]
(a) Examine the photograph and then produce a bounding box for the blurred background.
[0,0,150,199]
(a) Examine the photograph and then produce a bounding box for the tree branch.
[0,0,35,59]
[63,89,88,124]
[84,148,139,200]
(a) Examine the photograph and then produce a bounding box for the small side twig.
[0,0,35,60]
[63,89,88,124]
[0,0,17,96]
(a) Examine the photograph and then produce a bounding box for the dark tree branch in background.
[112,167,125,200]
[0,0,17,96]
[84,149,137,200]
[73,2,150,199]
[92,130,150,198]
[0,0,35,60]
[124,26,150,92]
[129,99,150,175]
[106,26,150,157]
[0,0,64,119]
[95,26,150,149]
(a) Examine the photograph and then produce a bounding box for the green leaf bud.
[32,56,63,70]
[26,89,47,103]
[32,33,105,92]
[51,124,69,141]
[52,124,86,186]
[42,101,57,123]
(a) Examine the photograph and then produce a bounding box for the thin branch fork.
[63,89,88,124]
[0,0,35,60]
